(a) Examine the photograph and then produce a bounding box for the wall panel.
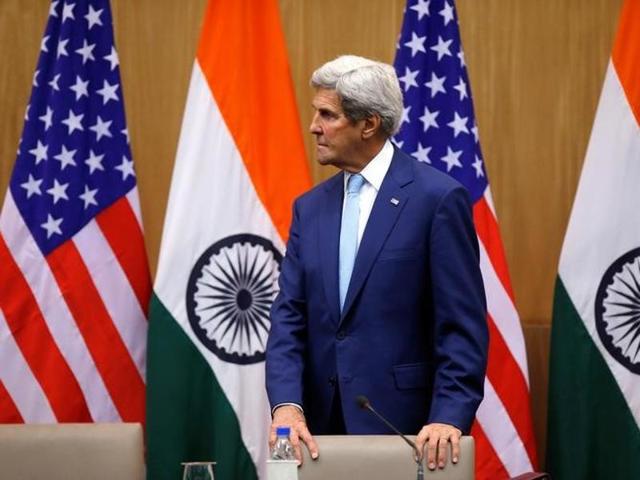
[0,0,624,461]
[455,0,621,326]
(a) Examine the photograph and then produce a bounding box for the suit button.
[336,331,346,340]
[328,376,337,386]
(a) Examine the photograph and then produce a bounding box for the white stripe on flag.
[476,377,533,476]
[126,189,144,230]
[74,218,148,377]
[559,61,640,430]
[0,193,120,421]
[478,236,530,384]
[155,62,282,478]
[0,308,56,423]
[483,187,497,218]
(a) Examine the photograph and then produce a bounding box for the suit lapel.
[319,172,344,325]
[340,150,414,322]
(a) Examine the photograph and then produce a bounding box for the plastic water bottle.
[271,426,296,460]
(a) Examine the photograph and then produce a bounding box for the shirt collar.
[344,140,394,192]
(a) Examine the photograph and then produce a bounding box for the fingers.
[288,427,304,466]
[416,423,462,470]
[290,423,319,465]
[268,428,277,449]
[450,432,461,464]
[415,427,427,461]
[426,432,439,470]
[436,434,449,469]
[299,427,319,460]
[269,405,319,466]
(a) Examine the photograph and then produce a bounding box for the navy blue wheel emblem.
[186,234,282,365]
[595,247,640,375]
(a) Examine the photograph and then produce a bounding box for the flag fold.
[394,1,538,477]
[547,1,640,477]
[146,1,310,479]
[0,0,149,425]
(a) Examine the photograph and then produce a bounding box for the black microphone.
[355,395,422,461]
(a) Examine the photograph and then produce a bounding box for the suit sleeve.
[265,199,307,410]
[427,186,488,433]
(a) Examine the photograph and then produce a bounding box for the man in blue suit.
[266,55,488,471]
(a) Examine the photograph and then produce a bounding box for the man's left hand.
[415,423,462,470]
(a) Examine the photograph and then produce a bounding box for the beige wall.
[0,0,624,461]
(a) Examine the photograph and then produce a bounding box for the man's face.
[309,88,363,171]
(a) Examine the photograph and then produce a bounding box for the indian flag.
[145,1,310,479]
[546,1,640,478]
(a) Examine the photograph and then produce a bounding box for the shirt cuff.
[271,402,304,417]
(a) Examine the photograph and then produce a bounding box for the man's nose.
[309,113,321,134]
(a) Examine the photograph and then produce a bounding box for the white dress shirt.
[343,139,394,246]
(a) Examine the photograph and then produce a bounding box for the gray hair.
[310,55,404,137]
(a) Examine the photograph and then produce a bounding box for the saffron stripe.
[486,313,538,468]
[473,194,515,301]
[0,235,91,422]
[471,421,511,480]
[196,0,310,242]
[0,379,23,423]
[95,196,151,316]
[612,0,640,126]
[46,241,145,422]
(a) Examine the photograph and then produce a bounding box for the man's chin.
[315,151,345,169]
[316,156,334,166]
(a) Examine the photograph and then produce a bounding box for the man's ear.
[361,114,382,139]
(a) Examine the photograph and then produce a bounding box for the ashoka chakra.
[595,247,640,375]
[186,234,282,365]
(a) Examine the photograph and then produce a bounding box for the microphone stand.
[356,396,424,480]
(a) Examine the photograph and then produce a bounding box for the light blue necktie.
[339,173,366,311]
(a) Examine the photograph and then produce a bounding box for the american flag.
[394,1,538,477]
[0,0,150,423]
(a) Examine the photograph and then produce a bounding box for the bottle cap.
[276,426,291,436]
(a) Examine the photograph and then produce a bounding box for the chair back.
[299,435,474,480]
[0,423,145,480]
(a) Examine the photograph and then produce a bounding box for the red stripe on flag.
[471,421,511,480]
[486,313,539,468]
[0,379,24,423]
[474,194,539,471]
[46,240,145,422]
[95,197,151,316]
[473,197,515,301]
[0,235,92,422]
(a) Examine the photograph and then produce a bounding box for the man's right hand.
[269,405,319,465]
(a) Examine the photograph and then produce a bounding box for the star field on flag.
[0,0,149,425]
[394,0,487,203]
[12,0,134,255]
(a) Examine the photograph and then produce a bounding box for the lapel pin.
[390,197,400,206]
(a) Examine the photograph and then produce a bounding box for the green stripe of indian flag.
[147,61,281,480]
[146,294,258,480]
[558,62,640,424]
[547,280,640,478]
